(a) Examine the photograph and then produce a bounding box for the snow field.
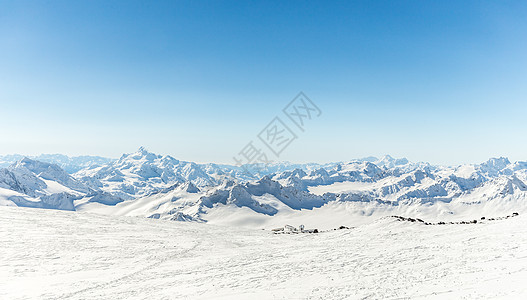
[1,206,526,299]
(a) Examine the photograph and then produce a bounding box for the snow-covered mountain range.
[1,147,526,229]
[0,154,114,173]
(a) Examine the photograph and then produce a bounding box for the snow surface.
[2,149,527,297]
[308,180,383,195]
[1,206,526,299]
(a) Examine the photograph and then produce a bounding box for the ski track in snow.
[1,206,527,299]
[57,241,203,299]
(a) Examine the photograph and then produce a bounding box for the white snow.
[2,151,527,297]
[1,206,526,299]
[308,180,372,195]
[0,188,30,206]
[41,179,83,195]
[0,187,41,206]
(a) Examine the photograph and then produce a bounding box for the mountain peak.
[13,157,52,170]
[375,155,409,168]
[482,157,510,169]
[19,157,35,164]
[131,147,158,159]
[138,146,148,153]
[380,154,394,161]
[181,181,200,193]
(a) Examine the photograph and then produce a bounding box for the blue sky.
[1,0,526,165]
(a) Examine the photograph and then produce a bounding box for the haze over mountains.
[1,147,526,229]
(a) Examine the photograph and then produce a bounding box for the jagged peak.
[483,157,510,167]
[11,157,57,171]
[138,146,148,153]
[379,154,395,161]
[14,157,36,167]
[478,157,511,176]
[180,181,200,193]
[359,156,378,162]
[130,146,155,157]
[118,147,160,162]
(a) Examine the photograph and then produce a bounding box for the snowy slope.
[1,206,526,299]
[0,158,95,210]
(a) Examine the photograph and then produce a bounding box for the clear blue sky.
[1,0,526,165]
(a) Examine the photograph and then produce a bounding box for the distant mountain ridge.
[1,148,526,229]
[0,154,114,173]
